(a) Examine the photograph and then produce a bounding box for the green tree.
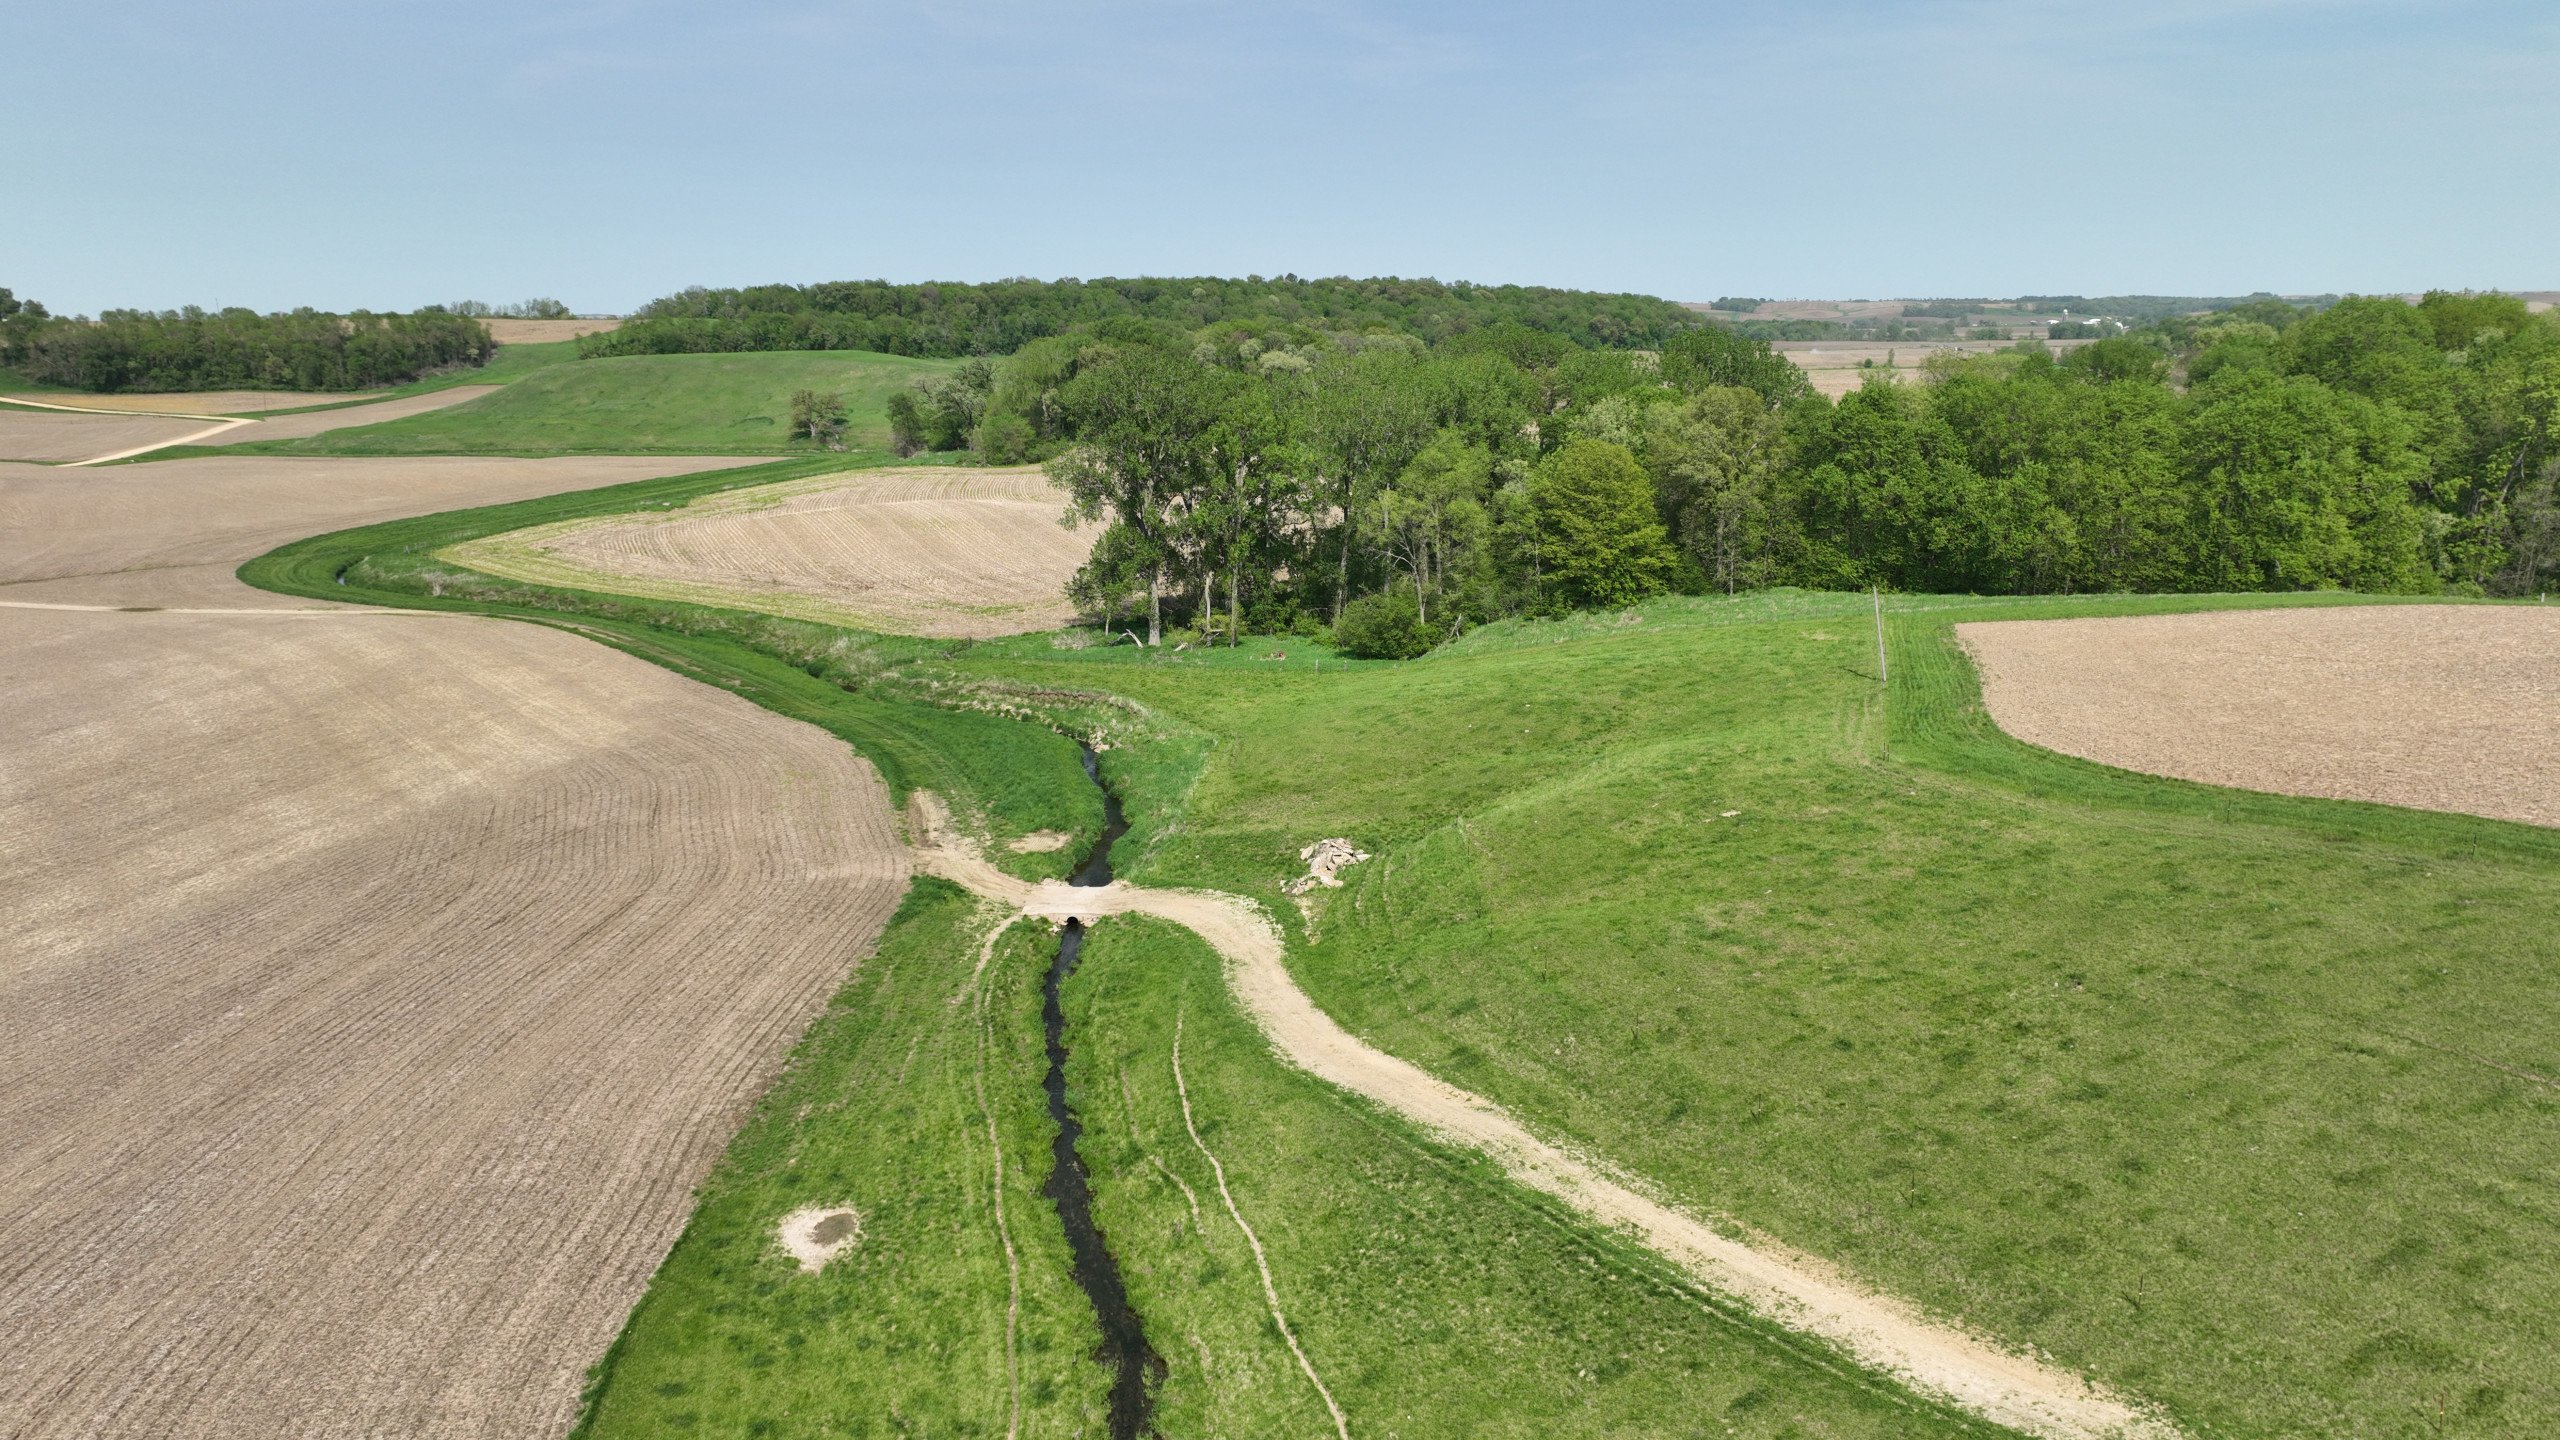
[1363,434,1493,626]
[1659,326,1811,405]
[787,390,847,449]
[1301,349,1437,622]
[1641,387,1788,593]
[1047,346,1240,645]
[1530,441,1676,609]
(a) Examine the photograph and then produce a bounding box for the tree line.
[882,293,2559,656]
[0,296,493,393]
[580,275,1707,362]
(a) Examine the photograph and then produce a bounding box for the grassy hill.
[225,350,955,456]
[249,467,2560,1438]
[957,590,2560,1439]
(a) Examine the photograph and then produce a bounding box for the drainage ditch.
[1039,743,1163,1438]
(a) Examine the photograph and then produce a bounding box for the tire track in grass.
[1172,1010,1350,1440]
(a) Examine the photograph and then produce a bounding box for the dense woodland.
[881,293,2560,655]
[581,276,1706,359]
[0,296,492,393]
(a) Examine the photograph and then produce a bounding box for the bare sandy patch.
[776,1205,866,1274]
[483,317,622,344]
[1008,830,1073,853]
[445,465,1097,638]
[1959,604,2560,827]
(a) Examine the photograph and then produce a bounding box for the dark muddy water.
[1040,744,1162,1437]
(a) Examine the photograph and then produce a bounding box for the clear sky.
[6,1,2554,315]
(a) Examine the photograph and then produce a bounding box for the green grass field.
[249,472,2560,1438]
[571,882,1112,1438]
[954,591,2560,1439]
[218,350,955,456]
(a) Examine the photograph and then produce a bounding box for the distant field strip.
[1962,605,2560,828]
[444,465,1096,638]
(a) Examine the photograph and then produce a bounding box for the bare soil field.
[193,384,503,445]
[0,388,502,463]
[0,454,761,607]
[0,451,908,1438]
[446,465,1096,638]
[1960,605,2560,828]
[483,317,622,344]
[0,407,214,463]
[0,389,381,414]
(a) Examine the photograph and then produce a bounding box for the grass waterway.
[1041,746,1164,1436]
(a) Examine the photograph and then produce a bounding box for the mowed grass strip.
[574,881,1108,1438]
[951,591,2560,1439]
[217,350,954,456]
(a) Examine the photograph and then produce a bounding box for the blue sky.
[6,1,2554,314]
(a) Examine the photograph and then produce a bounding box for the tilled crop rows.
[0,454,761,606]
[448,465,1095,638]
[1960,604,2560,828]
[0,608,909,1439]
[0,408,212,463]
[1,451,911,1438]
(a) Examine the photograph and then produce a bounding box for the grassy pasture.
[219,350,953,456]
[254,465,2560,1435]
[954,590,2560,1439]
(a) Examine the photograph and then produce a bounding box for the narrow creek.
[1041,743,1164,1438]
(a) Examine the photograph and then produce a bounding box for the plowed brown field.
[0,389,381,414]
[0,454,760,606]
[0,407,212,463]
[0,453,911,1438]
[1960,605,2560,828]
[193,385,502,445]
[446,465,1095,638]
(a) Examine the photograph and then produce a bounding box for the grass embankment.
[251,479,2028,1437]
[950,589,2560,1439]
[215,350,954,456]
[573,881,1110,1437]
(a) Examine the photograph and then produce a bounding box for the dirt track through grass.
[909,797,2175,1440]
[1961,606,2560,827]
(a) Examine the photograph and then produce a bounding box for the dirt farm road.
[908,799,2180,1440]
[0,456,909,1439]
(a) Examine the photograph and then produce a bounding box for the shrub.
[1334,590,1436,659]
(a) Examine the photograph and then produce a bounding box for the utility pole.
[1872,585,1888,686]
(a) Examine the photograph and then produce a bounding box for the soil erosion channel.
[1040,747,1165,1437]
